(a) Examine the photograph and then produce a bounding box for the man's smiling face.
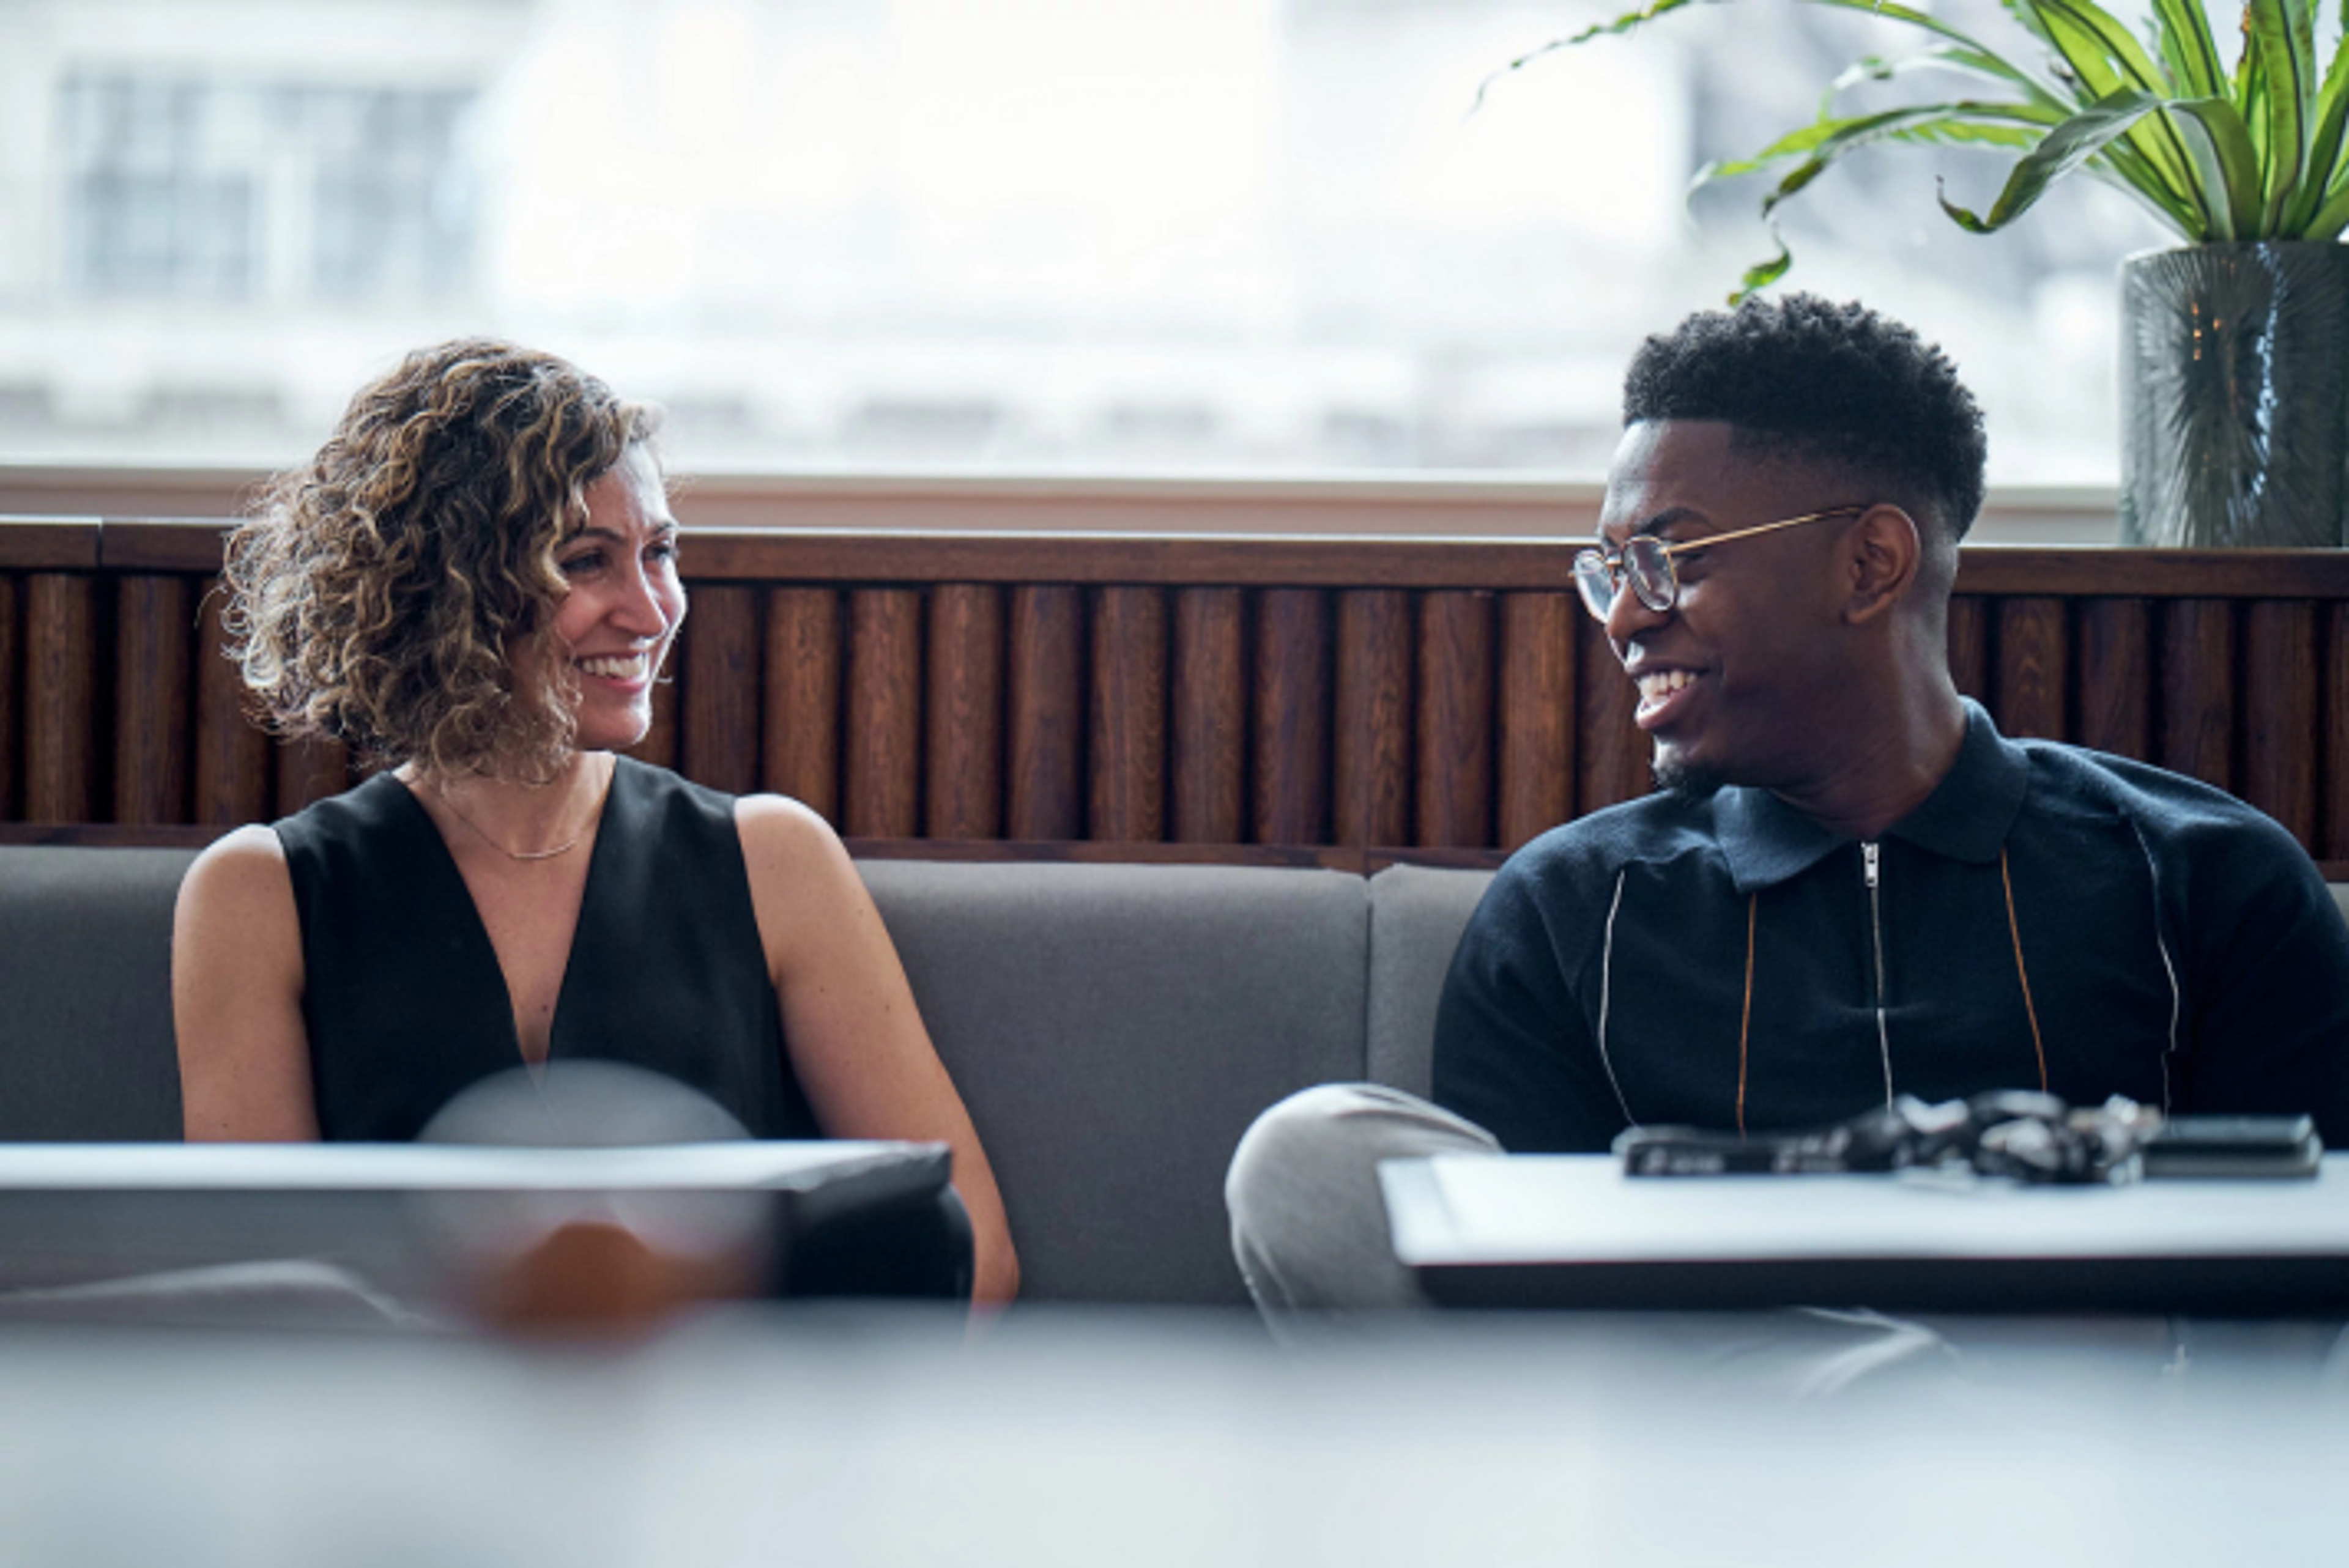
[1595,418,1864,796]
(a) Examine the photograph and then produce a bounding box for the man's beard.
[1652,752,1725,801]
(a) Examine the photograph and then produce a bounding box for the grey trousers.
[1225,1082,1501,1314]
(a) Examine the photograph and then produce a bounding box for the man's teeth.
[1637,670,1694,704]
[577,654,647,679]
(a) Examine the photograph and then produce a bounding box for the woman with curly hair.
[171,339,1017,1305]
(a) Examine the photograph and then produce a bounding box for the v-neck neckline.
[388,760,626,1071]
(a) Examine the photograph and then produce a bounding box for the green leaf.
[2246,0,2317,230]
[2149,0,2226,99]
[2079,151,2216,234]
[2025,0,2220,204]
[2000,0,2126,99]
[1554,0,1707,46]
[1757,153,1834,216]
[2167,94,2267,237]
[1711,100,2055,183]
[1882,119,2050,151]
[2303,170,2349,237]
[1935,87,2169,232]
[2034,0,2178,93]
[1831,42,2066,111]
[1795,0,2053,76]
[1468,0,1713,114]
[2282,17,2349,230]
[1727,232,1793,305]
[1696,105,2054,275]
[1516,0,2059,103]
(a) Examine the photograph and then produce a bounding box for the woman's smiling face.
[516,444,686,754]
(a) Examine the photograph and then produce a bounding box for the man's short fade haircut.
[1621,293,1987,544]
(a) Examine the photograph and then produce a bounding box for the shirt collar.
[1715,701,2027,893]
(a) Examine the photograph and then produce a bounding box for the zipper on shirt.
[1863,840,1893,1104]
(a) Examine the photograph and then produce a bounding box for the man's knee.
[1231,1082,1377,1186]
[1227,1083,1496,1316]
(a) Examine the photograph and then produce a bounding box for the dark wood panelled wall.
[7,518,2349,871]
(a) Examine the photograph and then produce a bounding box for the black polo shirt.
[1433,702,2349,1152]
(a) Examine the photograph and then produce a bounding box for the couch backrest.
[1366,864,1493,1098]
[0,846,191,1142]
[860,860,1373,1304]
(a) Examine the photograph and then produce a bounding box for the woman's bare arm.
[736,796,1020,1306]
[172,826,321,1141]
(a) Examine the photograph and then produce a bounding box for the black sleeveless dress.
[274,757,820,1142]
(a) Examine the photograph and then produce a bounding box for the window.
[59,73,478,305]
[1,0,2158,514]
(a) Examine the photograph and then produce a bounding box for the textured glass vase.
[2118,243,2349,548]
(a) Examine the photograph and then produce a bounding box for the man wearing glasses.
[1226,293,2349,1315]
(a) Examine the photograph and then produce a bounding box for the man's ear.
[1841,505,1920,626]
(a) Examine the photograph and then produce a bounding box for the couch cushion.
[859,859,1370,1306]
[0,846,195,1142]
[1365,864,1493,1098]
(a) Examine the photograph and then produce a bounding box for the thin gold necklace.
[432,758,614,864]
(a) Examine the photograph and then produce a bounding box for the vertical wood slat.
[679,584,761,796]
[843,588,922,838]
[2242,599,2320,847]
[2161,599,2235,791]
[113,574,193,824]
[2074,598,2153,760]
[1415,591,1494,849]
[1574,616,1647,813]
[2328,604,2349,862]
[25,574,97,823]
[1170,586,1245,844]
[1946,596,1989,703]
[1006,585,1083,840]
[763,586,841,821]
[926,583,1003,839]
[1089,587,1167,842]
[0,575,19,820]
[1497,591,1575,849]
[1253,588,1329,845]
[274,736,349,815]
[1992,596,2068,740]
[1332,589,1411,848]
[191,577,269,826]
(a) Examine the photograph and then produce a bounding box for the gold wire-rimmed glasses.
[1572,506,1868,623]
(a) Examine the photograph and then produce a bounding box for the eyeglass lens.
[1573,537,1674,621]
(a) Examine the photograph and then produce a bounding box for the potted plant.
[1497,0,2349,546]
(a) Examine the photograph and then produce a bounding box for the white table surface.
[1382,1151,2349,1266]
[2,1306,2345,1568]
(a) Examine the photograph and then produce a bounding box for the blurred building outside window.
[61,75,477,306]
[0,0,2169,538]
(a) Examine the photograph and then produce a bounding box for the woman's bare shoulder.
[175,824,299,952]
[179,823,291,900]
[730,794,875,969]
[179,826,288,887]
[732,793,850,875]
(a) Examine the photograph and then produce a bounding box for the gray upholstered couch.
[0,846,1493,1307]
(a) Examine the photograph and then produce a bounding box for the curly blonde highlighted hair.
[226,338,661,780]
